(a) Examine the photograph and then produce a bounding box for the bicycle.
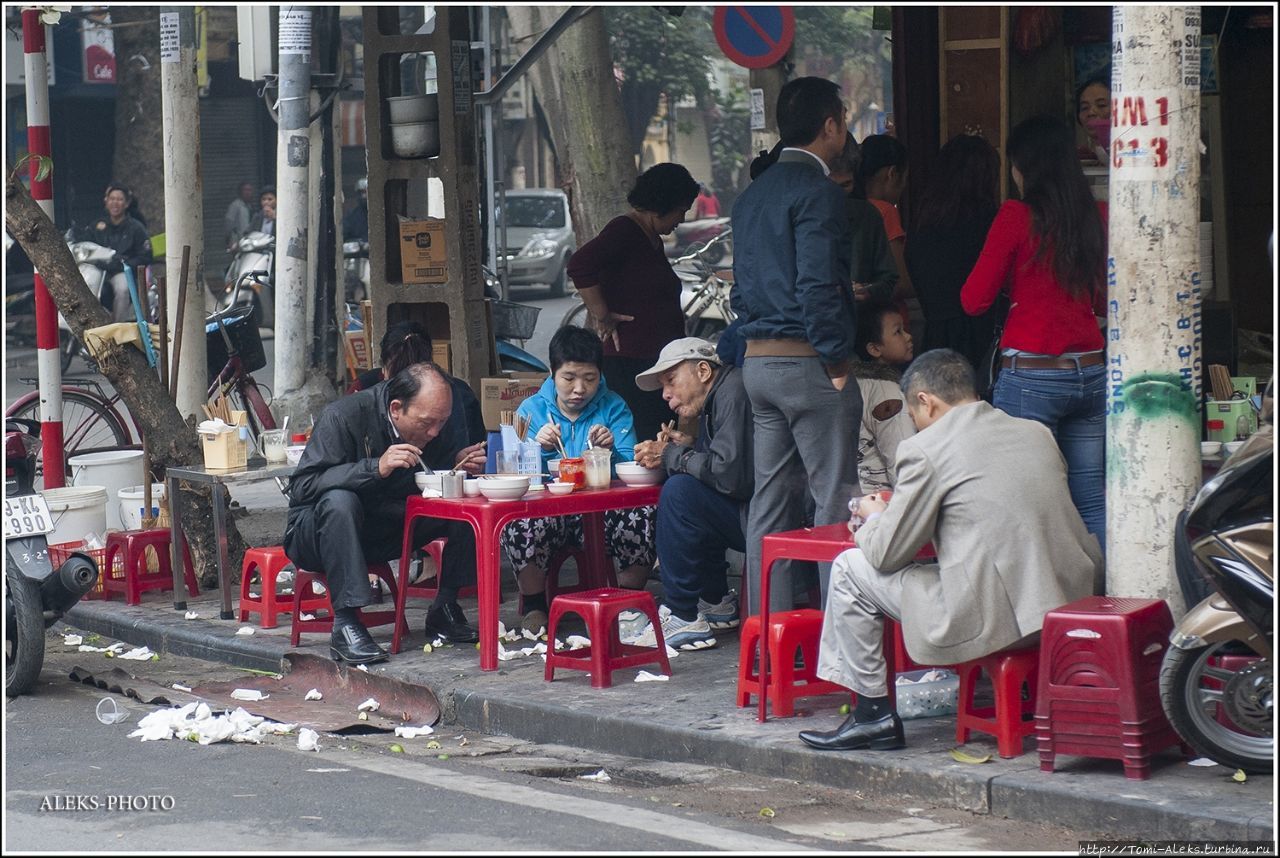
[5,273,278,478]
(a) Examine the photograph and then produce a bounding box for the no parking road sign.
[713,6,795,70]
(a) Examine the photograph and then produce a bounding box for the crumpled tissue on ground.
[128,702,296,745]
[497,622,522,643]
[356,698,379,712]
[297,728,321,752]
[304,689,323,701]
[564,635,591,650]
[393,725,435,738]
[63,634,83,646]
[235,626,255,636]
[184,611,200,620]
[79,642,126,654]
[634,670,670,682]
[117,646,155,661]
[578,769,611,782]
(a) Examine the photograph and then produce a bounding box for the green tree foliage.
[604,6,715,158]
[792,6,892,130]
[708,84,750,208]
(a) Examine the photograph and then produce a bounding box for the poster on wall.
[81,6,115,84]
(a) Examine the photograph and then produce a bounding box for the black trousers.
[284,489,476,612]
[602,354,669,443]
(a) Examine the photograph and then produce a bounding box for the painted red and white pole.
[22,7,65,488]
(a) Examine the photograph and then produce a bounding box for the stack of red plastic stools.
[102,528,199,606]
[544,588,670,688]
[239,546,316,629]
[290,563,407,647]
[954,645,1041,757]
[1035,596,1183,779]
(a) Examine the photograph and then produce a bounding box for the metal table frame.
[167,462,296,619]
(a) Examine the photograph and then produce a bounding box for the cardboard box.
[345,330,371,370]
[201,410,249,470]
[398,217,447,284]
[479,372,547,431]
[432,341,451,373]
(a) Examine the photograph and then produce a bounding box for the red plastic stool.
[1035,596,1183,779]
[517,547,594,618]
[954,645,1040,758]
[102,529,198,606]
[737,609,852,718]
[239,546,304,629]
[544,588,670,688]
[390,538,455,654]
[290,563,408,647]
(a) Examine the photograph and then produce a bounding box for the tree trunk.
[110,8,166,234]
[505,6,635,244]
[6,170,247,589]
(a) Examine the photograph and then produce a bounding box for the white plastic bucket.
[69,450,144,531]
[117,483,166,531]
[41,485,109,546]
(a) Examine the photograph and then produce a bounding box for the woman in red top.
[568,162,699,441]
[961,114,1108,551]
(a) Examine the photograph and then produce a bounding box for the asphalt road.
[5,636,1091,852]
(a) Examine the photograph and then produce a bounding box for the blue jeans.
[656,474,745,619]
[993,363,1106,552]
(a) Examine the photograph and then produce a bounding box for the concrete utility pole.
[1105,6,1202,614]
[749,64,788,163]
[22,8,64,487]
[273,6,315,422]
[159,7,207,421]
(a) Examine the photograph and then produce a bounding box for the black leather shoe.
[329,621,389,665]
[798,711,906,751]
[424,602,480,644]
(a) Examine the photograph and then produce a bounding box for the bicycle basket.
[205,305,266,383]
[490,299,541,341]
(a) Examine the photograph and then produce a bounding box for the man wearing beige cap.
[626,338,754,650]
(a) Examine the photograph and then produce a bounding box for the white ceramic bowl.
[414,472,443,492]
[615,462,663,486]
[478,478,530,502]
[480,475,531,490]
[463,479,481,497]
[285,445,306,465]
[1224,440,1246,456]
[545,480,574,496]
[1200,441,1222,457]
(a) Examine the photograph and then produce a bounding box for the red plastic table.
[756,524,936,722]
[401,482,661,671]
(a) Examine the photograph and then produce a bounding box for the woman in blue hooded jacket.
[505,327,656,631]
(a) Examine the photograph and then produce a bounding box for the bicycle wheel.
[560,300,590,330]
[6,389,132,481]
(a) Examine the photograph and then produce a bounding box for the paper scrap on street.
[127,702,294,745]
[1187,758,1219,767]
[578,769,611,782]
[564,635,591,650]
[634,670,670,682]
[304,689,323,701]
[63,634,83,646]
[297,728,321,752]
[230,688,269,702]
[79,642,126,654]
[356,664,369,672]
[184,611,200,620]
[235,627,255,636]
[356,698,380,712]
[117,646,155,661]
[172,683,192,692]
[394,725,435,739]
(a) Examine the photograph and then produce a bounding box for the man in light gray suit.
[800,349,1103,751]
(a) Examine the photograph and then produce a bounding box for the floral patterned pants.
[500,506,656,573]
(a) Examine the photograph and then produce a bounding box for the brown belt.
[1002,352,1105,370]
[744,338,819,358]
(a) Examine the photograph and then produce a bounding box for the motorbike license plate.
[4,495,54,539]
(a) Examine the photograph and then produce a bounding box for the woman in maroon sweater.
[567,163,699,441]
[961,115,1108,551]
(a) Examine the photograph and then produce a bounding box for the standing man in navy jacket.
[730,76,862,614]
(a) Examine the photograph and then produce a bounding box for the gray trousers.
[743,355,862,613]
[817,548,911,698]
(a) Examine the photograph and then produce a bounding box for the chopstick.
[544,419,568,460]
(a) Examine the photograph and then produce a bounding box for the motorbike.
[62,234,118,372]
[4,417,99,696]
[482,265,549,374]
[222,230,275,328]
[343,239,370,304]
[674,230,736,342]
[664,216,731,264]
[1159,379,1273,773]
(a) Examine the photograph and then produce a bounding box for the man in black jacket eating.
[283,363,483,664]
[630,338,754,651]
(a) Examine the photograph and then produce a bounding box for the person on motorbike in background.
[249,186,277,236]
[343,178,369,242]
[89,183,153,322]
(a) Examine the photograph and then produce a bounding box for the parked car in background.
[499,189,575,297]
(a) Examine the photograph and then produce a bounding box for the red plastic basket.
[47,541,116,600]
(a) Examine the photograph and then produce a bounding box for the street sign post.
[712,6,795,70]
